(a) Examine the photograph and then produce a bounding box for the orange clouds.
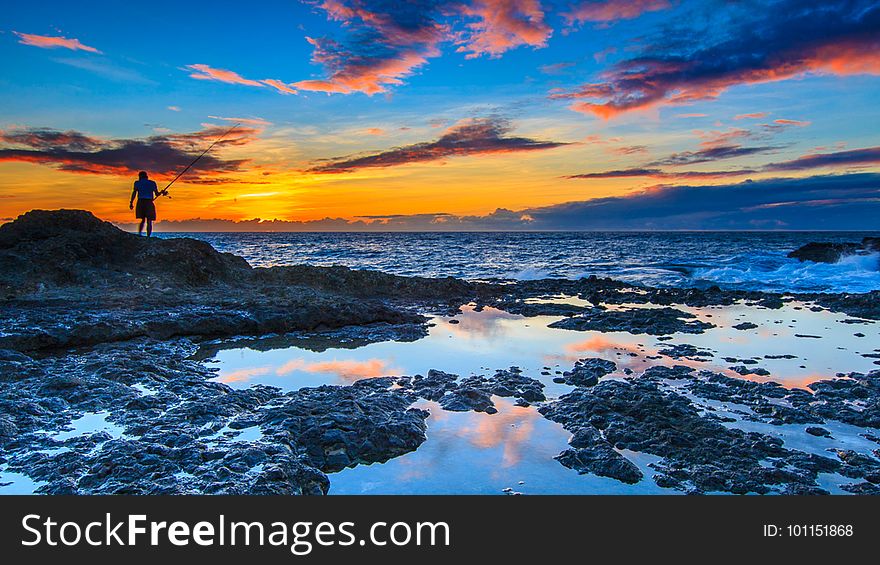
[14,32,102,54]
[456,0,552,59]
[554,1,880,118]
[186,64,298,94]
[276,357,402,382]
[187,64,264,86]
[294,37,436,95]
[565,0,671,24]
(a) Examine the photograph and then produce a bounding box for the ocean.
[156,231,880,294]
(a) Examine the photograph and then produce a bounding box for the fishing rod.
[159,122,241,198]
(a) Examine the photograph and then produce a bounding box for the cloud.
[0,126,258,178]
[566,168,752,180]
[294,1,446,95]
[522,173,880,230]
[649,144,781,166]
[261,79,299,94]
[307,116,570,172]
[566,145,880,179]
[167,106,181,112]
[734,112,770,120]
[539,61,575,75]
[564,0,671,24]
[773,118,811,127]
[455,0,552,59]
[14,32,102,54]
[186,64,265,87]
[185,64,298,94]
[552,0,880,117]
[296,0,557,94]
[122,173,880,231]
[207,116,273,126]
[763,146,880,172]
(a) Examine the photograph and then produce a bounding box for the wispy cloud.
[564,0,671,25]
[14,32,102,54]
[207,116,273,126]
[185,64,298,94]
[186,64,265,87]
[566,145,880,179]
[307,116,570,173]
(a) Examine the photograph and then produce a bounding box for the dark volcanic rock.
[730,365,771,377]
[539,377,844,494]
[260,378,429,473]
[658,343,713,360]
[399,366,546,412]
[806,427,832,438]
[0,339,428,494]
[787,237,880,264]
[548,306,715,335]
[555,427,643,484]
[555,358,616,387]
[787,242,862,264]
[732,322,758,330]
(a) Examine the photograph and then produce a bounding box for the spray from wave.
[692,252,880,294]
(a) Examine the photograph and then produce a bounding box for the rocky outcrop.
[548,306,715,335]
[787,237,880,263]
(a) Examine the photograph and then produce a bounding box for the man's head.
[138,171,148,180]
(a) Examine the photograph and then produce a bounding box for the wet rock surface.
[398,367,546,412]
[547,306,715,335]
[0,339,428,494]
[552,358,616,387]
[3,210,880,495]
[788,237,879,264]
[539,371,874,494]
[658,343,714,361]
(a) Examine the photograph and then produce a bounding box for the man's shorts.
[135,199,157,220]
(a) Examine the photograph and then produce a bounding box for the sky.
[1,0,879,230]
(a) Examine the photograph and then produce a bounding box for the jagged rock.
[548,306,715,335]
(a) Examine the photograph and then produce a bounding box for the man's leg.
[138,219,145,235]
[146,218,153,237]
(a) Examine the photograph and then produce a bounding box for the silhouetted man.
[130,171,161,236]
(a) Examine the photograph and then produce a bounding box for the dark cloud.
[131,173,880,231]
[519,173,880,230]
[307,116,570,173]
[552,0,880,117]
[764,146,880,172]
[566,168,753,180]
[0,126,257,178]
[650,144,782,166]
[568,146,880,179]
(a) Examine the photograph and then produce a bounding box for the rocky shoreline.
[1,210,879,495]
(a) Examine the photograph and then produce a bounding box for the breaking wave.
[691,252,880,294]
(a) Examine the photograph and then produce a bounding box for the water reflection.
[208,299,880,494]
[328,398,669,495]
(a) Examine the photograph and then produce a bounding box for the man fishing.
[126,122,241,236]
[129,171,164,237]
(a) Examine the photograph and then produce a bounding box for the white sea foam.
[692,252,880,293]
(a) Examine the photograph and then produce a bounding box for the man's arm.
[130,185,137,210]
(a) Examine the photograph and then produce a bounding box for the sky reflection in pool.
[209,300,880,494]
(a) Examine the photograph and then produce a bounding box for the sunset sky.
[2,0,879,230]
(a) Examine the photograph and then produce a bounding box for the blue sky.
[1,0,879,229]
